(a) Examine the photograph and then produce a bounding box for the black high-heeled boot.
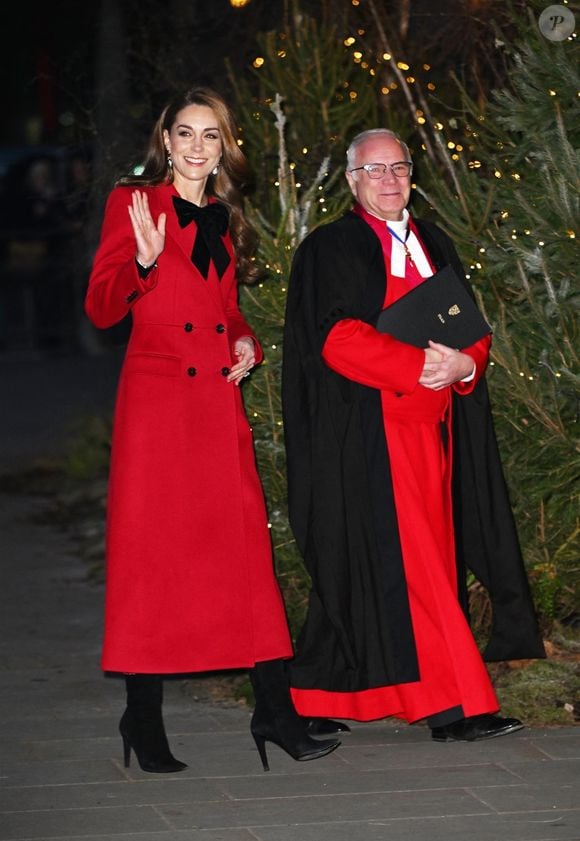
[249,659,340,771]
[120,675,187,773]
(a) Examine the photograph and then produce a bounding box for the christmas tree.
[232,2,579,636]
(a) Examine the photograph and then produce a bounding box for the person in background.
[85,86,340,773]
[282,128,545,742]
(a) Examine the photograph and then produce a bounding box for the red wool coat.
[85,183,293,674]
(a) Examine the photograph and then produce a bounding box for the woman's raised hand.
[128,190,166,267]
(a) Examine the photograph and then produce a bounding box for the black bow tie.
[172,196,231,280]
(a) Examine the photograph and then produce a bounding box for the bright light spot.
[253,57,265,68]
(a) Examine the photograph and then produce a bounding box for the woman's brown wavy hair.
[117,86,260,284]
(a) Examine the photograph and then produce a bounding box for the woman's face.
[163,104,223,194]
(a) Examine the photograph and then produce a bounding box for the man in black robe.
[282,128,545,742]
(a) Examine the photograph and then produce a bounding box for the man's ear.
[345,170,357,198]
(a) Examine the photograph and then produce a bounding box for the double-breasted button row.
[183,323,227,333]
[185,366,233,378]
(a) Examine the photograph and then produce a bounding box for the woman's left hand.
[227,337,257,386]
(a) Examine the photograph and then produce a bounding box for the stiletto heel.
[122,732,131,768]
[249,659,340,772]
[252,731,269,772]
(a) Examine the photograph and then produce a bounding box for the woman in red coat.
[85,86,339,773]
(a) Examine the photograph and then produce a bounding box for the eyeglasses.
[349,161,413,179]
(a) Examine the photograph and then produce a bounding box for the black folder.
[376,265,491,349]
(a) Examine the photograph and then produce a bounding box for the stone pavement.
[1,349,579,841]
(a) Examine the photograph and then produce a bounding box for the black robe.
[282,211,545,694]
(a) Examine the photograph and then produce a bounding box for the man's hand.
[419,340,475,391]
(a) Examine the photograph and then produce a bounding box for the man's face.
[345,136,412,221]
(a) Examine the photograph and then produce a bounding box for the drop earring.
[166,151,173,169]
[212,162,220,176]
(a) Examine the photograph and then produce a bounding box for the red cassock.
[85,183,293,674]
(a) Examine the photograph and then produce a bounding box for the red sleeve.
[84,188,159,329]
[322,318,425,394]
[452,334,491,395]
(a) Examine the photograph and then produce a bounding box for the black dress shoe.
[431,713,524,742]
[305,717,351,736]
